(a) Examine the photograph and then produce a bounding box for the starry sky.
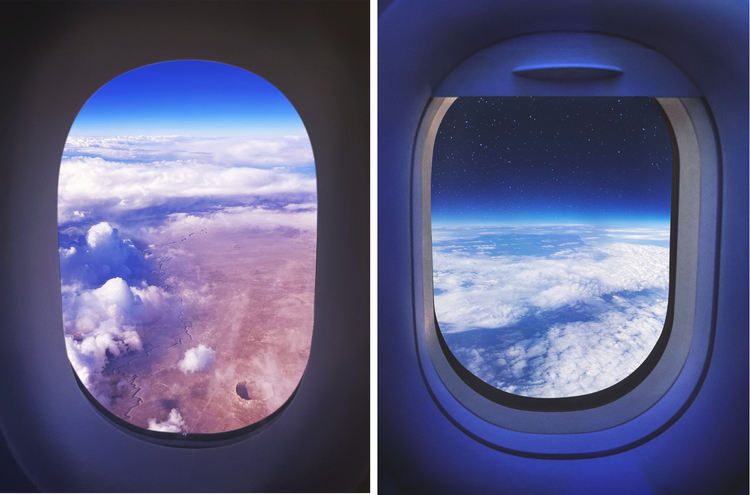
[431,97,673,225]
[69,60,306,137]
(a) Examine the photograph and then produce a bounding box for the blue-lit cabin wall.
[379,1,748,493]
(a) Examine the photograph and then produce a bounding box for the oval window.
[59,61,316,434]
[431,97,674,400]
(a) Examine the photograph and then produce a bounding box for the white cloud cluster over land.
[178,344,216,373]
[61,223,179,405]
[58,156,316,219]
[147,408,187,433]
[63,277,179,404]
[433,229,670,398]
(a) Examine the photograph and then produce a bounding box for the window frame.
[411,97,719,451]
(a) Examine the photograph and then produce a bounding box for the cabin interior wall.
[379,0,747,493]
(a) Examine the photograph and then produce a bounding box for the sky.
[68,60,307,137]
[431,97,673,226]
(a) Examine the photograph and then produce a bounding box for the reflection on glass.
[432,97,672,398]
[59,61,316,433]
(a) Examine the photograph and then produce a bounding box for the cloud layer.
[64,135,313,167]
[59,136,316,223]
[433,227,670,398]
[454,293,667,397]
[434,242,668,333]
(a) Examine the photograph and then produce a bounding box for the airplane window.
[58,61,316,434]
[431,97,674,399]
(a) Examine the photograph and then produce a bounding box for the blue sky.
[69,60,307,137]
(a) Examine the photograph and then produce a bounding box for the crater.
[236,381,251,400]
[236,380,274,401]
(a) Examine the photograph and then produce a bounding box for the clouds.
[159,205,317,238]
[64,135,313,168]
[58,156,316,221]
[147,408,187,433]
[58,135,316,223]
[178,345,216,373]
[433,226,670,398]
[59,222,148,288]
[454,294,667,397]
[603,227,670,242]
[433,241,669,333]
[61,223,180,406]
[62,276,179,405]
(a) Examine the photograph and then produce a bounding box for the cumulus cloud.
[58,222,148,288]
[61,223,179,406]
[63,277,178,405]
[283,202,317,211]
[147,408,187,433]
[178,344,216,373]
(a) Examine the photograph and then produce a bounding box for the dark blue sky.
[431,97,673,225]
[69,60,306,136]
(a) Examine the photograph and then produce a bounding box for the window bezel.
[411,97,718,448]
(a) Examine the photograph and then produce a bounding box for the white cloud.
[603,227,670,241]
[433,242,669,333]
[64,135,313,168]
[63,277,178,405]
[59,222,147,288]
[432,228,671,398]
[62,223,180,406]
[158,205,317,238]
[147,408,187,433]
[455,294,667,398]
[58,135,317,223]
[58,155,316,221]
[178,344,216,373]
[283,202,317,211]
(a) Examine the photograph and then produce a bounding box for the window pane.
[59,61,316,433]
[431,97,672,398]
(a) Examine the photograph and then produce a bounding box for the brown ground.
[104,225,316,434]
